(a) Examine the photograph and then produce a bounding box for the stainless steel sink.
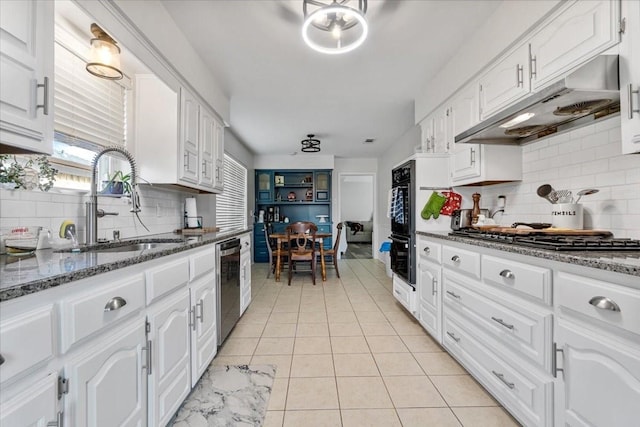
[56,238,185,253]
[92,242,162,252]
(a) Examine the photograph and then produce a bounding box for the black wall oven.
[390,160,416,285]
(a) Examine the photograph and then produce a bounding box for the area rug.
[170,364,276,427]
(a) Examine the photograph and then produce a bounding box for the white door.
[199,108,215,188]
[479,43,531,120]
[418,261,441,343]
[179,88,199,184]
[190,273,217,386]
[555,318,640,427]
[621,0,640,154]
[66,318,147,427]
[0,0,53,154]
[0,372,58,426]
[147,289,191,427]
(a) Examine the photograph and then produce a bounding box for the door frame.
[336,172,377,259]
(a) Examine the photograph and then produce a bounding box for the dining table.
[269,231,332,282]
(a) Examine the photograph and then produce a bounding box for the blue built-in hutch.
[254,169,332,262]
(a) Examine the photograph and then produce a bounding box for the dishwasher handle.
[219,246,240,257]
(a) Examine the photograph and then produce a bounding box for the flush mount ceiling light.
[301,134,321,152]
[302,0,368,55]
[86,23,123,80]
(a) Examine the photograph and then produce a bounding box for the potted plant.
[0,155,57,191]
[101,170,131,196]
[0,155,26,190]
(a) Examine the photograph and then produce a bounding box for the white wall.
[340,176,374,221]
[254,154,335,170]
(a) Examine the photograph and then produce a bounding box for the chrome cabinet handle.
[424,246,430,254]
[184,152,189,169]
[530,54,537,79]
[470,148,476,165]
[499,269,515,279]
[491,316,514,330]
[432,277,437,296]
[446,331,460,342]
[589,296,621,312]
[202,161,207,176]
[189,307,197,331]
[0,353,4,366]
[446,290,461,299]
[196,299,204,323]
[145,340,152,376]
[629,84,639,119]
[104,296,127,312]
[36,76,49,115]
[492,370,515,389]
[394,289,401,296]
[451,255,460,263]
[516,64,524,87]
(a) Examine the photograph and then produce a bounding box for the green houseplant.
[101,170,131,195]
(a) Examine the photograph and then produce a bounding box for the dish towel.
[387,189,393,218]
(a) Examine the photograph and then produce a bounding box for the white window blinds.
[54,33,126,148]
[216,154,247,232]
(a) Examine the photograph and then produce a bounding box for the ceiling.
[162,0,502,158]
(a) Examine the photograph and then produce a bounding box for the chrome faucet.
[85,147,141,245]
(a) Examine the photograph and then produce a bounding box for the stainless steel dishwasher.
[216,238,241,346]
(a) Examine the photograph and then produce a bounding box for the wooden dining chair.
[286,221,318,286]
[322,222,342,278]
[263,223,287,279]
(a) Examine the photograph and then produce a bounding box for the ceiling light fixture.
[301,134,321,152]
[86,23,123,80]
[302,0,368,55]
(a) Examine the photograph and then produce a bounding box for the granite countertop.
[417,231,640,277]
[0,229,250,302]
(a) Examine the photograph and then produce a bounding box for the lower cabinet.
[0,372,59,426]
[240,233,252,314]
[189,272,217,387]
[65,317,148,427]
[392,275,417,316]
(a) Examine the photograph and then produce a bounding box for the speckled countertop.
[0,229,250,302]
[417,231,640,277]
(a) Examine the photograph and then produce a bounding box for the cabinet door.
[432,108,450,153]
[0,0,53,154]
[450,83,479,139]
[479,44,530,120]
[66,318,147,427]
[419,116,434,152]
[530,0,619,90]
[314,170,330,201]
[199,107,215,188]
[0,372,58,426]
[621,0,640,154]
[418,260,441,343]
[256,171,273,202]
[212,118,225,191]
[190,273,217,387]
[451,144,481,182]
[555,318,640,427]
[179,88,199,184]
[147,289,191,427]
[240,250,252,315]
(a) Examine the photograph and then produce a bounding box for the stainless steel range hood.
[456,55,620,145]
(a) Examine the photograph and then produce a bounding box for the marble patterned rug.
[170,365,276,427]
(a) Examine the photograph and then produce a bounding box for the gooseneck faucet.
[85,147,141,245]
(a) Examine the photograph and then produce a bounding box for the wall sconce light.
[86,23,123,80]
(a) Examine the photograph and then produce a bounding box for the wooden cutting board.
[470,226,612,236]
[174,227,220,235]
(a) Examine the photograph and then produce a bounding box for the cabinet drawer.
[146,257,190,305]
[61,275,145,352]
[442,245,480,279]
[417,237,441,264]
[556,272,640,336]
[443,312,552,427]
[483,255,552,305]
[0,305,56,384]
[393,275,416,315]
[190,247,215,281]
[444,271,551,370]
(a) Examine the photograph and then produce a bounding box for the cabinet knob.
[588,296,621,312]
[499,269,515,279]
[104,296,127,312]
[0,353,5,366]
[424,246,430,254]
[451,255,461,263]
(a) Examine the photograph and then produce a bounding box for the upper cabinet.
[0,0,53,154]
[529,0,620,90]
[135,75,225,194]
[620,0,640,154]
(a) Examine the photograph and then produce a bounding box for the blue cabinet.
[253,223,269,263]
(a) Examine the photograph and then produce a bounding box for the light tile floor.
[214,259,521,427]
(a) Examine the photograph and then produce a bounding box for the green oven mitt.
[421,192,448,220]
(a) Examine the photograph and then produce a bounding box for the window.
[216,154,247,232]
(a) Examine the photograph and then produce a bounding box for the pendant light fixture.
[302,0,368,55]
[86,23,123,80]
[301,134,321,152]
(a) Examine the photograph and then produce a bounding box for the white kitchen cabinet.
[0,372,59,427]
[451,144,522,186]
[0,0,53,154]
[479,43,531,120]
[135,75,224,193]
[393,275,417,316]
[554,317,640,427]
[189,271,217,387]
[240,233,252,315]
[417,250,442,342]
[147,289,191,427]
[529,0,620,91]
[620,0,640,154]
[450,82,480,139]
[65,317,147,427]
